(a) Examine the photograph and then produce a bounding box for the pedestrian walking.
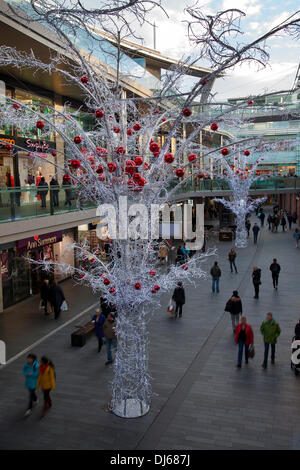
[225,290,243,333]
[210,261,221,293]
[259,211,265,227]
[287,213,293,230]
[267,214,272,230]
[50,175,59,207]
[292,211,297,224]
[37,177,48,208]
[158,243,168,265]
[245,219,251,237]
[92,308,106,352]
[172,282,185,318]
[228,248,238,273]
[274,215,279,232]
[252,266,261,299]
[48,280,66,320]
[176,245,184,264]
[35,356,56,417]
[235,316,254,368]
[281,216,287,232]
[270,258,281,290]
[252,223,260,244]
[40,279,50,315]
[103,313,117,365]
[260,313,281,368]
[23,354,39,417]
[293,228,299,248]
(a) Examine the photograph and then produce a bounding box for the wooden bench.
[71,320,95,347]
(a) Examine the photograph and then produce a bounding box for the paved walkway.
[0,215,300,449]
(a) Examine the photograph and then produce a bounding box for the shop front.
[0,229,75,310]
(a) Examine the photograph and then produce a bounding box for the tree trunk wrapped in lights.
[0,1,299,416]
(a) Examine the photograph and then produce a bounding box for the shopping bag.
[39,300,44,311]
[248,344,255,359]
[61,300,68,311]
[167,299,174,313]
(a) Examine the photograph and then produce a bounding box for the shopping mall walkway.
[0,215,300,450]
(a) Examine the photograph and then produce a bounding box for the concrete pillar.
[54,93,65,183]
[0,259,3,313]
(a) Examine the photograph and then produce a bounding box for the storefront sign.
[25,139,49,152]
[16,231,63,254]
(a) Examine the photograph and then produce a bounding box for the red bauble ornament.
[161,118,166,122]
[125,160,136,175]
[34,235,38,241]
[210,123,218,131]
[144,162,150,171]
[74,136,82,144]
[80,76,88,84]
[164,153,174,164]
[153,151,160,158]
[153,107,160,114]
[113,126,120,134]
[137,177,146,187]
[5,144,12,150]
[244,150,250,156]
[70,159,80,169]
[248,100,254,105]
[96,147,107,157]
[151,288,156,294]
[103,278,110,285]
[134,156,143,166]
[149,142,160,153]
[183,108,192,117]
[221,148,229,156]
[133,123,141,131]
[176,168,184,178]
[154,285,160,291]
[13,103,20,110]
[96,165,104,174]
[95,109,104,119]
[197,172,205,179]
[116,146,126,155]
[127,129,134,136]
[201,78,207,86]
[109,287,116,294]
[36,120,45,130]
[135,282,141,290]
[188,154,197,162]
[79,274,85,278]
[63,174,71,182]
[182,265,188,270]
[107,162,117,173]
[98,175,105,182]
[133,172,141,182]
[51,151,56,157]
[149,270,156,276]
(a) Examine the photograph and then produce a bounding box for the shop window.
[0,86,13,136]
[1,247,30,308]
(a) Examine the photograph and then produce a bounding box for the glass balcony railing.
[0,186,96,224]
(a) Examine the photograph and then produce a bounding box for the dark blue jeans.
[264,342,275,365]
[238,339,249,366]
[212,278,219,293]
[229,260,237,273]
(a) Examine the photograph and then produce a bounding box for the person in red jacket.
[235,316,254,368]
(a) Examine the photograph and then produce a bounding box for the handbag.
[248,344,255,359]
[167,299,174,313]
[61,300,68,311]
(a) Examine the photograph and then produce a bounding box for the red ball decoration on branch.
[80,76,88,84]
[135,282,141,290]
[109,287,116,294]
[116,146,126,155]
[153,108,160,114]
[244,150,250,156]
[103,278,110,285]
[95,109,104,119]
[183,108,192,117]
[96,165,104,174]
[144,162,150,171]
[127,129,134,136]
[133,123,141,131]
[182,265,188,270]
[36,120,45,130]
[221,148,229,156]
[134,156,143,166]
[63,174,71,183]
[107,162,117,173]
[164,153,174,164]
[74,136,82,144]
[132,172,141,182]
[248,100,254,105]
[70,159,80,169]
[149,270,156,276]
[176,168,184,178]
[13,103,20,110]
[188,154,197,162]
[149,142,160,153]
[161,118,166,122]
[113,126,120,134]
[197,172,205,179]
[210,123,218,131]
[137,177,146,187]
[153,285,160,291]
[5,144,12,150]
[51,151,56,157]
[96,147,107,157]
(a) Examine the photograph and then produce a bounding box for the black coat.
[252,269,261,285]
[225,296,243,315]
[270,263,281,275]
[172,286,185,305]
[48,285,65,310]
[100,296,117,317]
[40,283,49,301]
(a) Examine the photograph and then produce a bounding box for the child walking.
[35,356,56,417]
[22,353,39,417]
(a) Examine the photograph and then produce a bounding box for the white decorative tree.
[0,1,299,416]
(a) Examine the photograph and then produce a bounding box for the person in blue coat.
[22,353,39,417]
[92,308,106,352]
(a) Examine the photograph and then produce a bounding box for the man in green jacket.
[260,312,281,368]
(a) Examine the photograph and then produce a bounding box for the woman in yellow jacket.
[36,356,56,417]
